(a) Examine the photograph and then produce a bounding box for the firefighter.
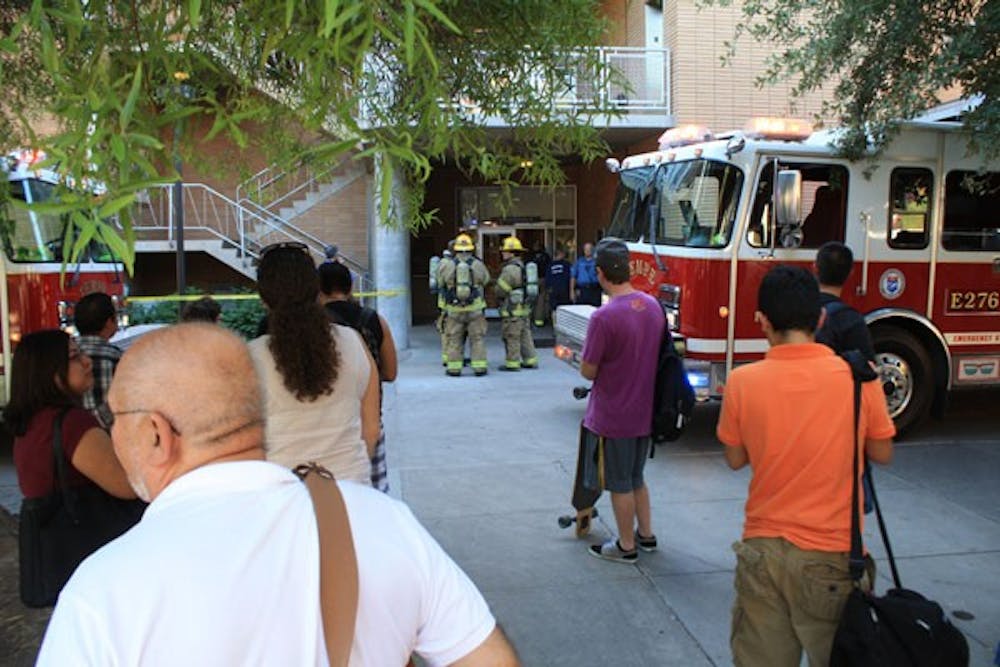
[437,233,490,376]
[495,235,539,371]
[435,240,455,366]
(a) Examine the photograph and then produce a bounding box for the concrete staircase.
[132,159,369,285]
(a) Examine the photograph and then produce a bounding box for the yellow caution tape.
[127,288,407,303]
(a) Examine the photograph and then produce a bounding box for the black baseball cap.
[594,237,629,273]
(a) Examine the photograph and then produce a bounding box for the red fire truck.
[555,116,1000,434]
[1,150,127,402]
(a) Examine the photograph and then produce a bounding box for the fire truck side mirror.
[774,169,803,229]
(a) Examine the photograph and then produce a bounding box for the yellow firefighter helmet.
[501,236,524,252]
[453,233,475,252]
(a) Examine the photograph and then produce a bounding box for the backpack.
[325,302,383,372]
[650,326,695,443]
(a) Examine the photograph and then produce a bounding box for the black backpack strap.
[823,298,847,318]
[847,367,866,582]
[841,350,902,588]
[50,407,82,523]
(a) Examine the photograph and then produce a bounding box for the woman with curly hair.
[248,243,379,485]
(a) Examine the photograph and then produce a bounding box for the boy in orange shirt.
[717,265,895,667]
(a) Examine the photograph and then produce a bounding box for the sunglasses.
[260,241,309,258]
[108,408,183,435]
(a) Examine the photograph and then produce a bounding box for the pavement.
[3,323,1000,665]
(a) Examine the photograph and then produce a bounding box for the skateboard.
[557,423,602,538]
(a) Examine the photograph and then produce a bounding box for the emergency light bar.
[743,117,813,141]
[658,125,714,150]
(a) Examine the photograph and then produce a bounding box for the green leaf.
[97,222,134,274]
[413,0,460,33]
[97,193,137,219]
[110,134,126,162]
[18,199,81,216]
[120,61,143,131]
[63,210,83,266]
[188,0,202,28]
[69,218,97,263]
[127,133,164,150]
[403,0,415,71]
[379,155,393,224]
[321,0,341,38]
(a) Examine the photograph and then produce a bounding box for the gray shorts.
[582,427,650,493]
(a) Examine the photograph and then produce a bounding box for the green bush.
[126,288,265,340]
[219,293,266,340]
[127,299,180,326]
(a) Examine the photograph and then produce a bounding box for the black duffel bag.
[829,357,968,666]
[832,586,969,666]
[18,409,145,608]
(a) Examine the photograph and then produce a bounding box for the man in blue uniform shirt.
[570,242,601,306]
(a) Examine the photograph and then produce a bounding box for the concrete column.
[370,155,411,349]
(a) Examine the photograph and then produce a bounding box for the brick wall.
[666,1,833,130]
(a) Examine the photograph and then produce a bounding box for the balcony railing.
[551,46,670,114]
[361,45,671,126]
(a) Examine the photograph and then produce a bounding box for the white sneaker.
[587,539,638,563]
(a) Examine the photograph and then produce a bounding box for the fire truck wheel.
[871,326,932,436]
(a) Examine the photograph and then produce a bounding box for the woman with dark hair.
[248,244,379,485]
[5,330,136,501]
[5,330,138,604]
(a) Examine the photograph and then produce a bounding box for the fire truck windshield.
[607,159,743,248]
[1,177,116,263]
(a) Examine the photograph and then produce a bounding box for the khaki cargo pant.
[731,537,872,667]
[444,310,487,373]
[500,315,537,369]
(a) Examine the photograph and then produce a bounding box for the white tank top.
[249,324,372,485]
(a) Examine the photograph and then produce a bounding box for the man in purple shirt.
[580,238,665,563]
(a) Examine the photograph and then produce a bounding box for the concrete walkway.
[384,325,1000,666]
[1,323,998,664]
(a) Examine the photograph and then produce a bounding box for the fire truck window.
[943,170,1000,251]
[2,179,66,263]
[888,168,931,249]
[607,166,655,242]
[653,159,743,248]
[748,163,847,249]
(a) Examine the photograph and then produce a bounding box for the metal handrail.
[134,183,374,294]
[237,195,370,283]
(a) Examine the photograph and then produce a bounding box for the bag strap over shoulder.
[50,407,81,519]
[847,366,865,582]
[294,463,359,667]
[842,351,902,589]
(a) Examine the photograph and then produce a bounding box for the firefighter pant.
[500,316,538,369]
[436,310,448,363]
[532,281,550,326]
[445,310,487,373]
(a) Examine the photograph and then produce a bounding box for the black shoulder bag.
[830,352,969,666]
[18,409,146,608]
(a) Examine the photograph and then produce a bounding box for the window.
[652,160,742,248]
[606,160,743,248]
[606,166,655,243]
[748,162,849,249]
[888,168,931,249]
[1,178,118,263]
[943,171,1000,251]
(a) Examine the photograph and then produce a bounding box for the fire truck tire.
[871,326,932,436]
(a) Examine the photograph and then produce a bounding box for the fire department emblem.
[879,269,906,300]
